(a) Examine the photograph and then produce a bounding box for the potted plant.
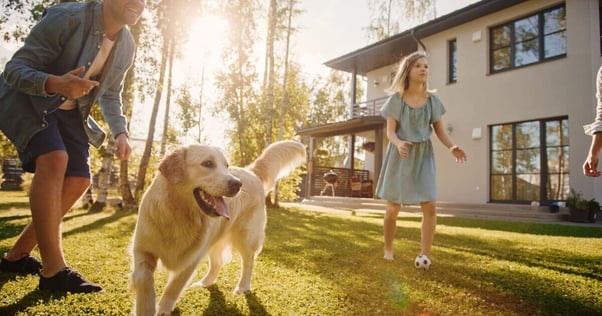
[566,189,600,223]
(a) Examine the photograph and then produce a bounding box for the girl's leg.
[419,201,437,256]
[383,201,401,260]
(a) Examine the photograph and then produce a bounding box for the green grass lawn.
[0,190,600,315]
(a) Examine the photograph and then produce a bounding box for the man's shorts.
[18,109,90,178]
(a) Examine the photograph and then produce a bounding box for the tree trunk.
[134,36,170,200]
[262,0,278,205]
[118,19,142,208]
[160,37,176,156]
[273,0,295,208]
[81,186,94,209]
[90,138,115,212]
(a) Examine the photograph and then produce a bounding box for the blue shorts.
[18,109,90,178]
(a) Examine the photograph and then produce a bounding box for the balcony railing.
[349,96,389,119]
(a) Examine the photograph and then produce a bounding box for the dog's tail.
[247,140,306,194]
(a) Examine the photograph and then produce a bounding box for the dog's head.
[158,144,242,220]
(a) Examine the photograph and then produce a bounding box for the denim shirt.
[0,1,135,151]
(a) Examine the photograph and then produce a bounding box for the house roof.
[323,0,528,75]
[296,116,384,138]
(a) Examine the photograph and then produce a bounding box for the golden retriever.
[130,140,306,315]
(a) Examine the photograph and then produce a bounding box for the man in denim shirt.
[0,0,144,293]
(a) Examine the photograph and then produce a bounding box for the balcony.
[348,96,388,120]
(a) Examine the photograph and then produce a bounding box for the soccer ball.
[414,255,431,271]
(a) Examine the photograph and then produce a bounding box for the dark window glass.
[490,5,566,73]
[489,117,569,203]
[448,39,457,83]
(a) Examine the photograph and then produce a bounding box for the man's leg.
[29,151,70,277]
[4,174,90,267]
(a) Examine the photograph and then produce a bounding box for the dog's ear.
[158,147,186,184]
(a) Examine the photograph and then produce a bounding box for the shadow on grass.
[0,206,130,241]
[201,285,245,316]
[0,286,67,315]
[245,292,270,316]
[435,230,602,281]
[267,206,602,315]
[0,214,33,240]
[397,215,602,238]
[62,208,137,239]
[436,247,602,316]
[0,201,30,210]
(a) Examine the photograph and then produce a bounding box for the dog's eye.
[202,160,214,168]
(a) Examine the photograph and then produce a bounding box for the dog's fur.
[130,140,306,315]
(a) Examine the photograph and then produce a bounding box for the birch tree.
[217,0,261,166]
[365,0,435,41]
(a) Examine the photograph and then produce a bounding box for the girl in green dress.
[375,52,467,269]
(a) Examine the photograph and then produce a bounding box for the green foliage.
[175,83,199,137]
[1,190,601,315]
[0,133,17,161]
[365,0,435,41]
[567,188,601,212]
[0,0,54,43]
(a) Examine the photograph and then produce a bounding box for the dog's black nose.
[228,178,242,194]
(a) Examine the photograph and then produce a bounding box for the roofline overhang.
[296,116,385,138]
[324,0,529,75]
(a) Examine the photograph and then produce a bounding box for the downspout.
[411,28,427,53]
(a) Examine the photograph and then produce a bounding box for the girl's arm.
[385,117,413,159]
[433,119,467,162]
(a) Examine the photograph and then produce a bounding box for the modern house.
[297,0,602,205]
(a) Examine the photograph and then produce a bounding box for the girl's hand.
[395,141,413,159]
[450,145,467,163]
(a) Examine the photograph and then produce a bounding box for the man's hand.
[450,145,467,163]
[45,66,99,99]
[114,133,131,161]
[583,133,602,177]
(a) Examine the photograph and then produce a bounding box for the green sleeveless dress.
[375,93,446,205]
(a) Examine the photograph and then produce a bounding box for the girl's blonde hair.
[386,51,435,96]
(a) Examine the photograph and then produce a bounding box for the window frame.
[489,4,566,74]
[489,116,569,204]
[448,38,457,84]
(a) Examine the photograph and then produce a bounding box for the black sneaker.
[39,267,104,293]
[0,255,42,275]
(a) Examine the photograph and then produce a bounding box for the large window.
[490,117,569,203]
[448,39,457,83]
[490,4,566,73]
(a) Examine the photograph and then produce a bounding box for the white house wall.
[366,0,602,203]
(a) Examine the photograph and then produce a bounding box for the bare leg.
[3,151,90,277]
[383,201,401,260]
[419,201,437,256]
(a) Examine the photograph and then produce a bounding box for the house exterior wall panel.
[364,0,602,203]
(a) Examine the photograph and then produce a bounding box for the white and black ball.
[414,255,431,271]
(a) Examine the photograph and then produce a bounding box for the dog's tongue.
[213,197,230,220]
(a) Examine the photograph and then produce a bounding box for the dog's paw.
[190,280,213,288]
[156,307,173,316]
[234,286,251,295]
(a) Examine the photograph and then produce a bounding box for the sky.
[0,0,479,146]
[294,0,479,79]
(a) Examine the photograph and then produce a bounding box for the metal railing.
[349,96,389,119]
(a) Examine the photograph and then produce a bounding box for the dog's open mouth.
[193,188,230,220]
